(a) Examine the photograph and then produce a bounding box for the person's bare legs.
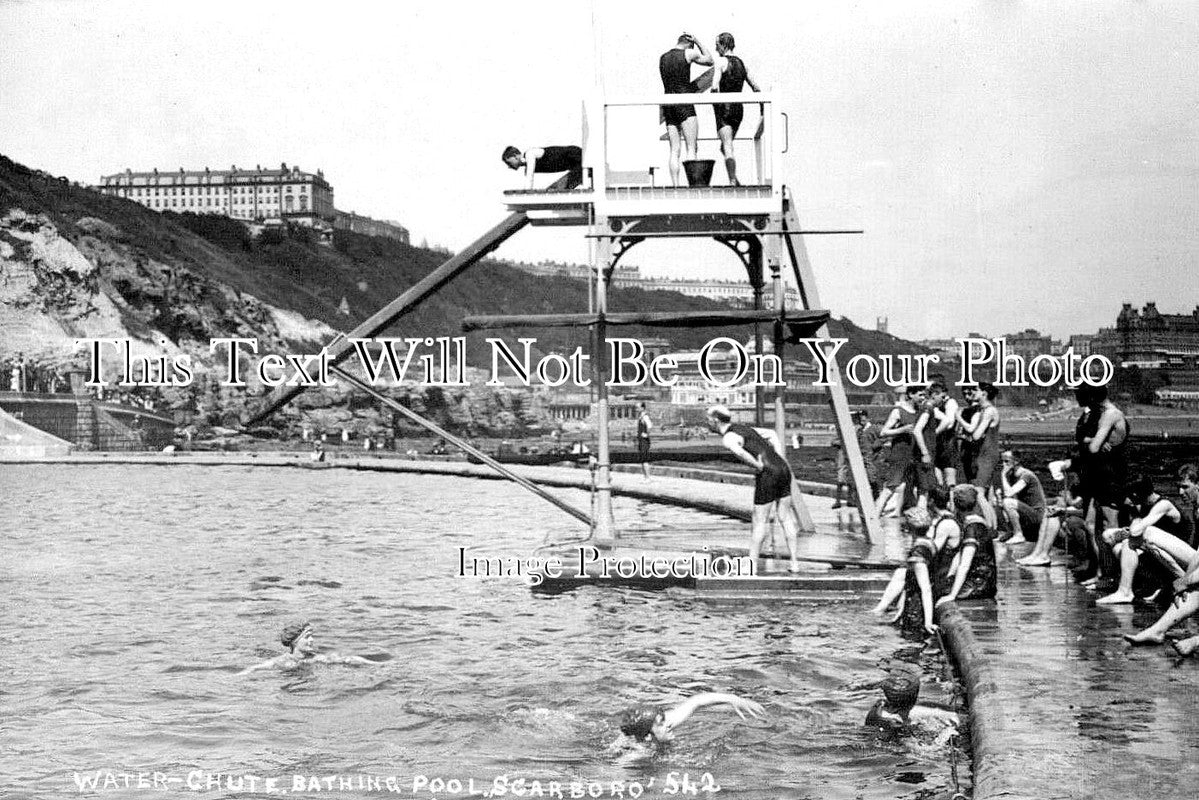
[776,498,802,572]
[717,124,738,185]
[666,124,683,186]
[748,503,772,564]
[872,567,907,614]
[1002,498,1026,544]
[1172,633,1199,656]
[1017,516,1058,565]
[681,115,699,163]
[1096,540,1137,604]
[1126,590,1199,644]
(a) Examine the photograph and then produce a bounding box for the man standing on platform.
[709,32,762,186]
[659,33,713,187]
[707,405,802,573]
[636,403,653,480]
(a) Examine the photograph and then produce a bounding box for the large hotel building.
[98,163,334,223]
[97,163,408,243]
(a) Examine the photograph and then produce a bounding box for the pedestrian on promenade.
[636,403,652,480]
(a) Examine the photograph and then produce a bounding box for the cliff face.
[0,208,334,368]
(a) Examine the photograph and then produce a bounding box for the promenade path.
[944,548,1199,800]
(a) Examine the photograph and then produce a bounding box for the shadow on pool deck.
[942,545,1199,800]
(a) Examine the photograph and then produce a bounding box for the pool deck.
[9,451,1199,797]
[939,548,1199,800]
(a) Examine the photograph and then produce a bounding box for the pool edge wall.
[937,601,1009,800]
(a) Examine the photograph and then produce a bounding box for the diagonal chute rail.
[329,364,593,528]
[245,172,580,427]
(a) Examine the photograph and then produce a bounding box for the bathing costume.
[970,408,1000,491]
[713,54,748,134]
[659,48,697,127]
[933,400,960,470]
[725,423,792,505]
[883,404,918,490]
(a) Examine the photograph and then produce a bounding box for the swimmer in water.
[240,621,375,674]
[615,692,765,750]
[864,674,960,742]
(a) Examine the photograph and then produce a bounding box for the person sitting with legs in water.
[617,692,765,751]
[707,404,803,573]
[1096,476,1188,605]
[999,449,1046,546]
[240,620,375,674]
[871,496,961,638]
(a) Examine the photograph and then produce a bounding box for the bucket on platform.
[682,159,715,187]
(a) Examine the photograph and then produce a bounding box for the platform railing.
[586,91,780,198]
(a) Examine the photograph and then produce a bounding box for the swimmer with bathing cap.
[615,692,765,750]
[240,620,375,674]
[864,674,959,741]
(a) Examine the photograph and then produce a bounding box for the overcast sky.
[1,0,1196,341]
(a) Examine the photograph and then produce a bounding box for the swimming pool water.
[1,464,964,799]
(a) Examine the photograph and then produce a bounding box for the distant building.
[98,163,334,226]
[1096,302,1199,366]
[99,163,409,243]
[333,211,410,243]
[1067,333,1096,357]
[1003,328,1055,360]
[916,338,960,358]
[509,260,802,306]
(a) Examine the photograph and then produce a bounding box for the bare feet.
[1017,555,1052,566]
[1097,590,1135,605]
[1124,631,1164,646]
[1006,534,1027,545]
[1171,637,1198,657]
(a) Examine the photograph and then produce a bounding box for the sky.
[1,0,1196,342]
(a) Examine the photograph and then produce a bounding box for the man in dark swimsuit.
[709,32,762,186]
[659,33,713,186]
[708,404,802,572]
[502,145,584,189]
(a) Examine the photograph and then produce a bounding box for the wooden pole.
[592,224,616,545]
[782,196,882,546]
[329,365,593,528]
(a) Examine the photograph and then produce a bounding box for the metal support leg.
[782,200,883,546]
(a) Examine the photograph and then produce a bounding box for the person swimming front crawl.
[240,620,375,674]
[616,692,765,750]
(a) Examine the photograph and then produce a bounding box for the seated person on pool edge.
[240,620,375,673]
[707,404,803,573]
[618,692,765,747]
[502,145,584,189]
